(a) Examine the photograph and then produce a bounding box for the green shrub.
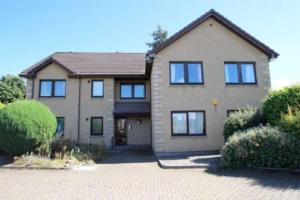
[0,102,4,110]
[262,84,300,124]
[0,100,56,155]
[278,108,300,138]
[223,107,264,141]
[221,125,300,169]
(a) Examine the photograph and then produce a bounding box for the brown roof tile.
[20,52,146,77]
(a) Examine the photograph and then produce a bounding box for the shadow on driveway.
[205,168,300,190]
[100,150,156,164]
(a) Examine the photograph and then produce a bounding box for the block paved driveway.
[0,150,300,200]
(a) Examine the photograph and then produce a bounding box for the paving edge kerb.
[157,159,213,169]
[0,166,68,170]
[156,156,300,172]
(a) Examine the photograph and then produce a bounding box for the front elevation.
[20,9,278,154]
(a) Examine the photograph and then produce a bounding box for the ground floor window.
[91,117,103,135]
[227,109,238,117]
[56,117,65,136]
[171,111,205,136]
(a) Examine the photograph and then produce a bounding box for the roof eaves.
[19,53,77,78]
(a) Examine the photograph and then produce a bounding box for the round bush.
[221,125,300,169]
[0,100,56,155]
[0,102,4,110]
[223,107,264,141]
[262,84,300,124]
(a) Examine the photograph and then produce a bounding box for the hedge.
[223,107,263,141]
[0,100,56,155]
[221,125,300,169]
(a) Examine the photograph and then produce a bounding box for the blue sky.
[0,0,299,89]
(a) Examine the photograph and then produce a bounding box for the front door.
[116,118,127,145]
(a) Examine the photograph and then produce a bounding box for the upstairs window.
[170,62,203,84]
[92,80,104,97]
[40,80,66,97]
[120,83,145,99]
[225,62,256,84]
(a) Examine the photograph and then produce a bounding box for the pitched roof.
[20,52,146,78]
[114,102,151,116]
[149,9,279,59]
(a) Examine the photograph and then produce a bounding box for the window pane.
[134,84,145,98]
[40,81,52,96]
[92,118,103,135]
[92,81,103,96]
[188,112,204,135]
[225,64,239,83]
[56,117,65,136]
[54,81,65,96]
[188,63,202,83]
[121,84,132,98]
[241,64,255,83]
[170,63,185,83]
[172,113,187,134]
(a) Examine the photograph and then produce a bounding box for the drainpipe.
[77,77,81,144]
[31,77,35,99]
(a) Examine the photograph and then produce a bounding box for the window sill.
[170,83,204,86]
[91,96,104,98]
[38,96,66,99]
[171,134,207,137]
[225,83,257,86]
[90,134,103,137]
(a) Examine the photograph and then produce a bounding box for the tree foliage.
[0,102,4,110]
[262,84,300,124]
[146,25,168,50]
[0,75,25,104]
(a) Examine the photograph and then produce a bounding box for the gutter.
[77,78,81,143]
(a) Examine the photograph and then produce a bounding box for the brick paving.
[0,151,300,200]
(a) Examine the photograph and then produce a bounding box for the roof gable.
[20,52,147,78]
[149,9,279,59]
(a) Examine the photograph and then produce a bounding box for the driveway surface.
[0,150,300,200]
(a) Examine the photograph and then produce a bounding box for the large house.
[20,9,278,155]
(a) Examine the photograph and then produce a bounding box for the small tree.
[146,25,168,50]
[0,75,25,104]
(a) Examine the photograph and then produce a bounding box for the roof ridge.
[54,51,146,54]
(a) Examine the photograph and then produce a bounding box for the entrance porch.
[112,102,151,150]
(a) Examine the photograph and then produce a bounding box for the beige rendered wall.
[32,63,80,141]
[126,117,151,145]
[115,80,151,102]
[79,78,114,148]
[151,18,271,153]
[31,63,115,148]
